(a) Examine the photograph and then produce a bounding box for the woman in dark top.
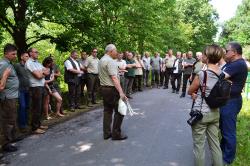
[42,57,64,119]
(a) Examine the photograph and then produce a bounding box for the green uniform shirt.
[99,54,119,86]
[125,59,136,77]
[0,58,19,99]
[14,62,30,90]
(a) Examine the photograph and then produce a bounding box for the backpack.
[201,70,232,109]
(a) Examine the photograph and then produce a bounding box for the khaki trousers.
[191,111,223,166]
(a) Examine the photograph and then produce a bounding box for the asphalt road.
[5,88,212,166]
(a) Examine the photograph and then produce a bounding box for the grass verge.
[232,98,250,166]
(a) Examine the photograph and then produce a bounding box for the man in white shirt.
[171,51,183,94]
[116,52,127,91]
[64,50,84,111]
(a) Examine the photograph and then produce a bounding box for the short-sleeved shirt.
[25,58,45,87]
[194,70,220,113]
[183,57,196,75]
[14,62,30,90]
[0,58,19,99]
[85,55,99,74]
[193,61,203,74]
[64,57,82,77]
[125,59,136,77]
[117,59,127,76]
[223,58,248,98]
[142,56,151,71]
[164,55,176,68]
[78,58,87,73]
[99,54,118,86]
[151,56,161,71]
[134,59,144,75]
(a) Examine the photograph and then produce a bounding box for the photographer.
[188,44,223,166]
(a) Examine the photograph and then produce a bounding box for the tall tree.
[177,0,218,52]
[0,0,91,55]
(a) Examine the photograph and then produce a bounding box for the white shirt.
[173,59,179,74]
[64,57,82,77]
[117,59,127,76]
[142,56,151,70]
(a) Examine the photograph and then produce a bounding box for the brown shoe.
[33,128,46,134]
[39,125,48,130]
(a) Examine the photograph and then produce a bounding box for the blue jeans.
[220,96,242,164]
[18,90,30,128]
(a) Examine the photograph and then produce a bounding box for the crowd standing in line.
[0,41,249,165]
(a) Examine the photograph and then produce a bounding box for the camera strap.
[191,70,207,110]
[200,70,207,108]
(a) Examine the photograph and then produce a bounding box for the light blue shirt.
[25,58,45,87]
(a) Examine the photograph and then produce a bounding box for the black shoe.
[163,86,168,89]
[87,104,94,107]
[180,93,185,98]
[75,106,84,109]
[104,134,112,140]
[91,101,97,104]
[0,158,10,165]
[172,89,175,93]
[127,96,133,99]
[2,144,18,153]
[138,89,143,92]
[112,134,128,141]
[11,135,25,143]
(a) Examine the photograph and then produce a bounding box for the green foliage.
[219,0,250,58]
[0,0,218,71]
[177,0,218,52]
[232,97,250,166]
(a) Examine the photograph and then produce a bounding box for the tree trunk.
[138,37,144,55]
[13,29,28,59]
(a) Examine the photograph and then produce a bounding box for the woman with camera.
[188,44,223,166]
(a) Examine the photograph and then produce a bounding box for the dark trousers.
[101,86,124,138]
[143,70,150,86]
[134,75,143,91]
[181,74,191,94]
[18,90,29,128]
[30,87,44,131]
[171,73,182,91]
[220,96,242,164]
[125,76,134,96]
[68,82,81,109]
[164,68,173,88]
[120,75,126,92]
[0,98,17,146]
[160,71,165,86]
[87,74,99,103]
[151,70,160,86]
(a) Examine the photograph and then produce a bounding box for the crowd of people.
[0,41,249,166]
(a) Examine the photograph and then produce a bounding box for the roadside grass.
[232,98,250,166]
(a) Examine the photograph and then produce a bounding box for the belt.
[88,73,98,75]
[101,85,115,88]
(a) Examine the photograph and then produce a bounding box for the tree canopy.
[219,0,250,58]
[0,0,218,56]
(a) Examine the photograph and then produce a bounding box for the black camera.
[187,109,203,126]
